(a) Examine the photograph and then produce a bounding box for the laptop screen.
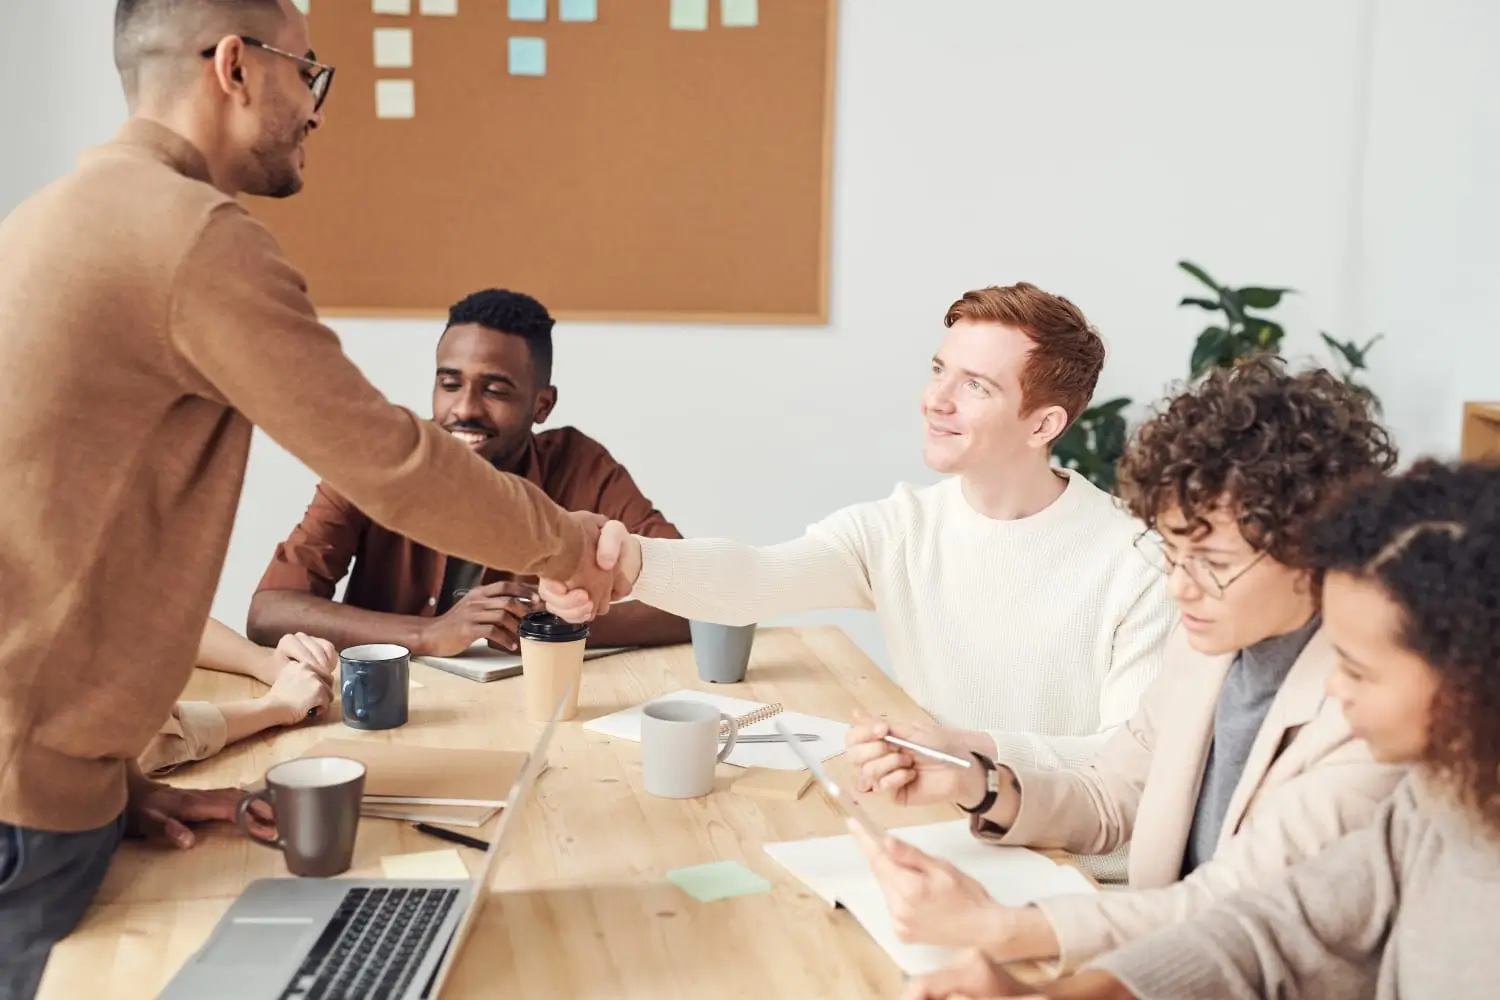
[421,684,571,997]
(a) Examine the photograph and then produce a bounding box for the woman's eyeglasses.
[1133,534,1267,598]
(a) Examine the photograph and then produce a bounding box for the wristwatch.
[959,751,1000,815]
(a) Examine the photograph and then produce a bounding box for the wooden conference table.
[39,626,1072,999]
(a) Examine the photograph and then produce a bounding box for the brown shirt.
[257,428,681,615]
[0,120,586,832]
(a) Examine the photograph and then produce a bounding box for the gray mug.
[690,621,757,684]
[340,643,409,731]
[236,756,366,877]
[641,701,739,798]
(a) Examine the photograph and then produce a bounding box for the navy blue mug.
[340,643,410,731]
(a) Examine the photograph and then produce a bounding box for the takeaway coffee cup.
[236,756,366,877]
[518,612,589,722]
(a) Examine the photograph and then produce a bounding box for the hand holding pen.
[842,710,989,809]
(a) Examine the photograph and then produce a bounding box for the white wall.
[3,1,1496,668]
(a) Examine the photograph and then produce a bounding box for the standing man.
[0,2,612,995]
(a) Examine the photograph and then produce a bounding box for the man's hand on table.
[126,771,273,849]
[538,516,640,622]
[417,579,539,655]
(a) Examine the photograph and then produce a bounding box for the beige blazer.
[973,624,1407,971]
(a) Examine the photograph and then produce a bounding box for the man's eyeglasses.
[1133,533,1267,599]
[200,36,335,112]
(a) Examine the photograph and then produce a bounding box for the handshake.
[542,513,645,622]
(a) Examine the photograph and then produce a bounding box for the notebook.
[583,690,849,771]
[764,819,1098,975]
[415,641,636,682]
[297,739,532,808]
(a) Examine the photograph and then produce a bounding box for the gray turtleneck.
[1181,615,1321,876]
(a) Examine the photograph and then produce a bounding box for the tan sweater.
[0,120,584,831]
[1095,774,1500,999]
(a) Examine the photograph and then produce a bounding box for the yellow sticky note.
[375,79,415,119]
[381,848,471,880]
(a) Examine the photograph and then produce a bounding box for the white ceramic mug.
[641,701,739,798]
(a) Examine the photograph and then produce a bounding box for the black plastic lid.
[518,611,590,643]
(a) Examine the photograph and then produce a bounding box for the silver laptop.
[158,690,567,1000]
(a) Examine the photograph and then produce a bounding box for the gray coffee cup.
[236,756,366,877]
[340,643,409,731]
[641,701,739,798]
[690,621,757,684]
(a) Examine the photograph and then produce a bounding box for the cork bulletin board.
[255,0,839,324]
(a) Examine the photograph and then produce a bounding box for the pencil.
[412,822,490,851]
[882,735,973,768]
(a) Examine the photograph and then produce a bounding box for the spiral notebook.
[583,690,849,771]
[415,641,635,682]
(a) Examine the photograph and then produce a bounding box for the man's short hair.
[943,282,1106,428]
[445,289,556,386]
[114,0,284,96]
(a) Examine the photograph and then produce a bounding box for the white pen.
[883,735,973,768]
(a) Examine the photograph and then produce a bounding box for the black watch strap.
[959,751,998,815]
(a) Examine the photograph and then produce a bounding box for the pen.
[412,822,490,851]
[883,735,973,768]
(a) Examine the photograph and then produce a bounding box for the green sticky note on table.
[508,0,546,20]
[508,37,546,76]
[559,0,597,20]
[666,861,770,902]
[721,0,757,27]
[670,0,708,31]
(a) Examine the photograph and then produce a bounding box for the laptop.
[158,689,568,1000]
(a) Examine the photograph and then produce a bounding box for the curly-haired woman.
[842,357,1407,973]
[903,457,1500,1000]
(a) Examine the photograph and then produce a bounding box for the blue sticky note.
[508,36,546,75]
[559,0,596,21]
[665,861,771,903]
[721,0,756,27]
[669,0,708,31]
[508,0,546,21]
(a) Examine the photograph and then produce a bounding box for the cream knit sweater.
[632,472,1175,772]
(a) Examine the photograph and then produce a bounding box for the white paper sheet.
[374,79,415,119]
[373,28,413,68]
[765,820,1097,975]
[583,690,849,771]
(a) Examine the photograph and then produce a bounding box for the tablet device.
[774,718,886,841]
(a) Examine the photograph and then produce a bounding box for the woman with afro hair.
[904,456,1500,999]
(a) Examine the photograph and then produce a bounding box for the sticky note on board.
[381,849,470,880]
[670,0,708,31]
[372,0,411,14]
[559,0,597,21]
[508,37,546,76]
[375,79,415,119]
[666,861,771,902]
[420,0,459,13]
[721,0,757,27]
[508,0,547,20]
[373,28,413,68]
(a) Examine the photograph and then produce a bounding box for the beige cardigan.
[973,625,1407,970]
[1095,774,1500,999]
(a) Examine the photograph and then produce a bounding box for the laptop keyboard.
[278,886,461,1000]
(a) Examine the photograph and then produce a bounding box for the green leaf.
[1191,327,1232,377]
[1179,296,1222,311]
[1245,318,1285,350]
[1319,331,1359,367]
[1095,413,1127,460]
[1088,396,1133,418]
[1178,261,1220,293]
[1235,287,1292,309]
[1216,287,1247,326]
